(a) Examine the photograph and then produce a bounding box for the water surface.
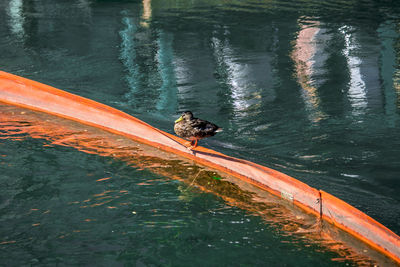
[1,0,400,265]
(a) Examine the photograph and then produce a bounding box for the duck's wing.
[189,118,215,130]
[189,119,220,137]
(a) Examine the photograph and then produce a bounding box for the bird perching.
[174,111,222,149]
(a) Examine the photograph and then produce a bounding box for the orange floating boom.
[0,70,399,264]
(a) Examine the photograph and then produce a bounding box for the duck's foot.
[190,139,198,149]
[186,139,198,151]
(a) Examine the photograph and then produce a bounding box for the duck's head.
[175,111,193,123]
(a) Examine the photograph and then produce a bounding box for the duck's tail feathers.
[215,128,223,133]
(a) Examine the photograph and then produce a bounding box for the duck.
[174,111,222,149]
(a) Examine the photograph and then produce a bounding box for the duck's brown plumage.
[174,111,222,148]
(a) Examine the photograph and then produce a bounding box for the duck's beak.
[175,116,183,123]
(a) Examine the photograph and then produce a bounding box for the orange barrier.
[320,191,400,265]
[1,103,390,265]
[0,70,399,264]
[0,103,392,265]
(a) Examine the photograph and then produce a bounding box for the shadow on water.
[0,104,396,266]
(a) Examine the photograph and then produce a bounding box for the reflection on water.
[119,2,178,115]
[292,18,326,123]
[120,11,140,98]
[156,30,178,112]
[395,71,400,108]
[393,22,400,110]
[141,0,151,28]
[340,25,368,116]
[378,21,399,126]
[211,35,268,118]
[7,0,24,39]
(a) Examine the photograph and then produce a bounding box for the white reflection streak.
[156,31,177,112]
[8,0,25,39]
[340,26,367,114]
[173,56,193,104]
[119,12,140,97]
[211,36,255,115]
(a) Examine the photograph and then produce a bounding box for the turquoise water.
[1,0,400,265]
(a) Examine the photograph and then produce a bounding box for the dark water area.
[1,0,400,265]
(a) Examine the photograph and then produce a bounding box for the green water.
[1,0,400,265]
